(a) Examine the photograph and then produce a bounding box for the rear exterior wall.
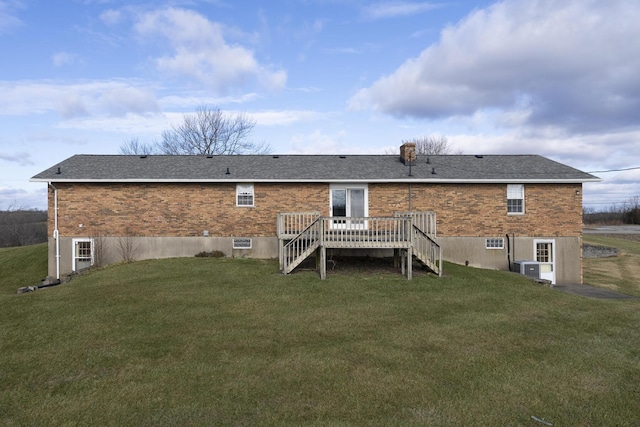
[49,182,582,238]
[47,181,584,282]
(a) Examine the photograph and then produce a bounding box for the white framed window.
[72,238,94,271]
[233,238,252,249]
[330,184,368,229]
[236,183,254,207]
[485,238,504,249]
[507,184,524,214]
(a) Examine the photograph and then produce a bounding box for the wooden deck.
[277,211,441,279]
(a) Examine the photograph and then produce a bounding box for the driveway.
[553,283,638,300]
[584,225,640,234]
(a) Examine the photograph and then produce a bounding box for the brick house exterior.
[32,146,598,284]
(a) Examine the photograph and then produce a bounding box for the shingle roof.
[31,154,599,183]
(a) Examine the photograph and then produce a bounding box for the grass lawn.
[584,234,640,297]
[1,244,640,425]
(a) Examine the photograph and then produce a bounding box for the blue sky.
[1,0,639,211]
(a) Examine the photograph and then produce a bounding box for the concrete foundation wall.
[49,236,278,278]
[438,236,582,285]
[50,235,582,285]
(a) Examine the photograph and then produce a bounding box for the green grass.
[583,235,640,297]
[1,247,640,425]
[0,243,48,295]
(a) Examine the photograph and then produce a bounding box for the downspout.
[49,183,60,281]
[506,233,511,271]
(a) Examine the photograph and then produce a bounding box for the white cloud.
[56,112,171,135]
[363,1,439,20]
[349,0,640,134]
[289,129,388,154]
[0,187,47,211]
[252,110,324,126]
[0,80,159,118]
[0,152,33,166]
[99,9,122,26]
[134,7,287,93]
[52,52,84,67]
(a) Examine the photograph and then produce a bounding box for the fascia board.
[31,177,602,184]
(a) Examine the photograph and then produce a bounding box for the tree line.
[0,208,47,248]
[583,196,640,225]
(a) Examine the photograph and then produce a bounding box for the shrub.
[195,250,225,258]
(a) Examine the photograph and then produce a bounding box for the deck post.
[400,250,406,276]
[407,246,413,280]
[320,245,326,280]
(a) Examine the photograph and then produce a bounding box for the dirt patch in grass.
[295,256,435,277]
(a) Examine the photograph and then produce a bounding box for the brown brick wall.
[50,182,328,237]
[49,181,582,238]
[369,183,583,237]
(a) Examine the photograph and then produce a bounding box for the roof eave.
[30,177,602,184]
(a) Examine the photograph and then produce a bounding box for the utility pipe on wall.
[49,183,60,281]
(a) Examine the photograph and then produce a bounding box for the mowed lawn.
[1,244,640,426]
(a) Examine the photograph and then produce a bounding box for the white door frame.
[534,239,556,284]
[72,238,94,272]
[329,184,368,229]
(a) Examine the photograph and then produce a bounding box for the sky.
[1,0,639,211]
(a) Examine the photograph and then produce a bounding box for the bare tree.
[406,135,454,155]
[117,232,140,263]
[119,138,159,155]
[119,106,268,156]
[0,203,47,247]
[91,231,108,268]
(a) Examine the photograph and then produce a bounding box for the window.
[72,238,93,271]
[507,184,524,214]
[236,184,254,207]
[233,238,252,249]
[536,242,552,263]
[485,238,504,249]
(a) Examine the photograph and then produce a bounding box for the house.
[31,143,599,284]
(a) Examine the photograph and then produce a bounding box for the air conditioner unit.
[514,260,540,279]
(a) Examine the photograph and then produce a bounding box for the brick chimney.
[400,142,416,165]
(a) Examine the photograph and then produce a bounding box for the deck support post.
[319,245,327,280]
[407,246,413,280]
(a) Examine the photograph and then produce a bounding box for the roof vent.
[56,167,61,175]
[426,157,430,164]
[272,155,279,159]
[339,155,346,159]
[207,155,213,158]
[475,155,484,159]
[140,155,147,159]
[431,167,437,175]
[225,167,230,175]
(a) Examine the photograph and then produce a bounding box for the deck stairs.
[278,211,442,279]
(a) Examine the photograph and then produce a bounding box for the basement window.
[236,183,254,207]
[486,238,505,249]
[233,238,252,249]
[507,184,524,214]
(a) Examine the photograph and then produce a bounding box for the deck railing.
[322,217,411,248]
[277,211,441,278]
[277,211,320,239]
[280,216,321,274]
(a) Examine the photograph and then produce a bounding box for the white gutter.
[49,183,60,281]
[31,177,602,184]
